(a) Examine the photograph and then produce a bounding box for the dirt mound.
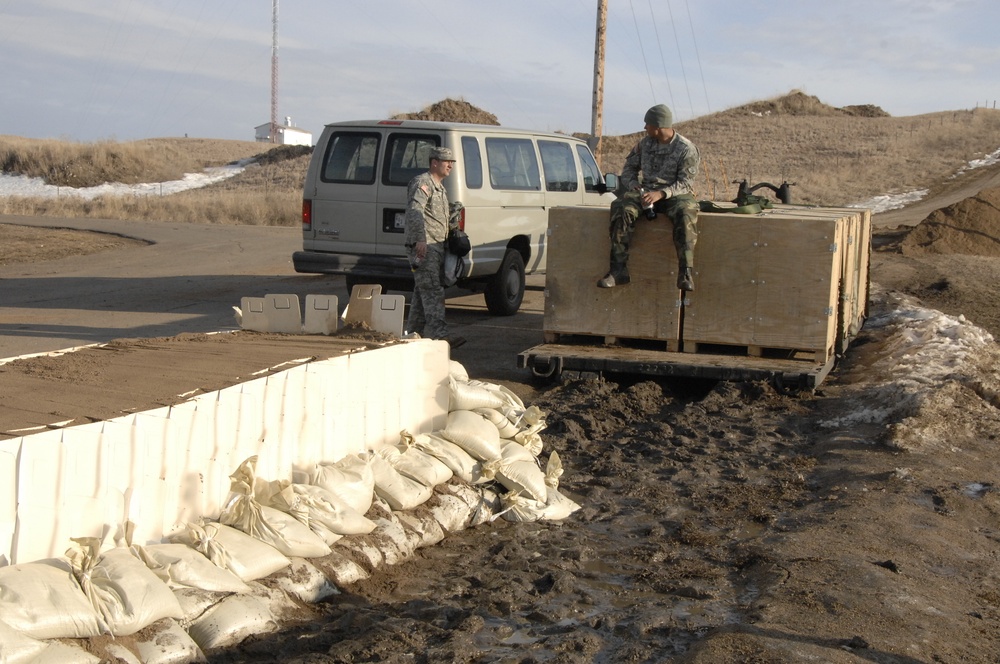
[392,98,500,125]
[901,186,1000,256]
[251,144,312,165]
[733,90,889,119]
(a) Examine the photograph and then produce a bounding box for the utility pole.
[590,0,607,167]
[270,0,279,143]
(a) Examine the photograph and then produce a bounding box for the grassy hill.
[2,91,1000,226]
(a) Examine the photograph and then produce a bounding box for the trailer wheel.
[484,249,525,316]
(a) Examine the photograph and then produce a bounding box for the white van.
[293,120,616,315]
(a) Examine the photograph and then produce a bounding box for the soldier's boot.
[598,263,630,288]
[677,267,695,291]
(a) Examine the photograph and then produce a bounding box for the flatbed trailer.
[518,340,835,390]
[519,204,871,390]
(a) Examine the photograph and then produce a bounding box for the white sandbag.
[411,431,494,484]
[311,453,376,515]
[170,522,290,582]
[291,483,376,536]
[542,486,582,521]
[474,407,522,438]
[186,594,278,652]
[449,376,506,411]
[259,479,373,544]
[136,542,251,594]
[0,559,105,639]
[449,359,469,382]
[0,618,47,663]
[497,490,547,523]
[219,456,332,559]
[134,619,206,664]
[13,639,101,664]
[367,452,434,511]
[495,458,548,503]
[393,431,455,486]
[67,541,184,637]
[271,558,339,604]
[441,409,502,461]
[501,439,537,464]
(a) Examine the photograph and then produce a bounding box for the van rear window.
[486,138,540,191]
[321,132,380,184]
[384,134,441,186]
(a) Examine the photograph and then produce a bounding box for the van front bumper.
[292,251,413,280]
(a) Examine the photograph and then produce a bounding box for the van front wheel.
[484,249,525,316]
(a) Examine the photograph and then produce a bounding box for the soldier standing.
[598,104,701,291]
[405,146,466,348]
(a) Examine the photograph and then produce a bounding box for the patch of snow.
[0,159,251,200]
[849,190,928,214]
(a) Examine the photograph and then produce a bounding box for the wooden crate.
[682,207,865,362]
[544,207,681,348]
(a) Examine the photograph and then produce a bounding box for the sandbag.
[412,431,497,484]
[259,479,373,544]
[67,539,183,637]
[449,359,470,382]
[394,431,455,486]
[441,410,502,461]
[0,617,47,663]
[186,593,277,652]
[501,439,537,464]
[474,407,521,438]
[495,458,548,503]
[311,453,376,515]
[170,522,290,582]
[367,451,434,511]
[218,456,332,558]
[0,558,105,639]
[135,542,251,593]
[449,377,506,411]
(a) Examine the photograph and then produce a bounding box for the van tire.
[485,249,525,316]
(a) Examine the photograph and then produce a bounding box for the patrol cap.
[430,147,456,162]
[643,104,673,128]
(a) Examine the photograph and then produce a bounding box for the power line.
[628,0,656,103]
[646,0,676,112]
[663,0,694,119]
[684,0,712,114]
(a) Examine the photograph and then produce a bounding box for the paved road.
[0,216,546,387]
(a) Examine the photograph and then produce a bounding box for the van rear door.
[309,130,382,253]
[376,133,442,255]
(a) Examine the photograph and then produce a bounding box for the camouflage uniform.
[405,170,454,339]
[609,131,700,283]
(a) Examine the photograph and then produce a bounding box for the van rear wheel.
[485,249,525,316]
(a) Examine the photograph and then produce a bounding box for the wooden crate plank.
[682,214,760,346]
[752,216,841,354]
[545,207,680,343]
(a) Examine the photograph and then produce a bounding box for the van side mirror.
[597,172,618,195]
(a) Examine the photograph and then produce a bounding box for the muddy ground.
[4,185,1000,662]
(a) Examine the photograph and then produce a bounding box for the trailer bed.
[518,340,835,390]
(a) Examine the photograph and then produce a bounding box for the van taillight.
[302,200,312,231]
[456,206,465,231]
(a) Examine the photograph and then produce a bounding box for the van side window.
[486,138,540,190]
[384,134,441,186]
[576,145,603,193]
[461,136,483,189]
[539,140,579,192]
[321,132,380,184]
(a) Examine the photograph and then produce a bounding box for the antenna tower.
[270,0,279,143]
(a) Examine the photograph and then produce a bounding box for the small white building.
[255,116,313,146]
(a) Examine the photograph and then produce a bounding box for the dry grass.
[3,92,1000,226]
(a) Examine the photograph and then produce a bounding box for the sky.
[1,0,999,144]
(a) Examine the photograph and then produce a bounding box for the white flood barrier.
[0,339,450,565]
[0,337,580,660]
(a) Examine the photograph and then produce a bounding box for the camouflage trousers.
[609,191,699,273]
[407,242,449,340]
